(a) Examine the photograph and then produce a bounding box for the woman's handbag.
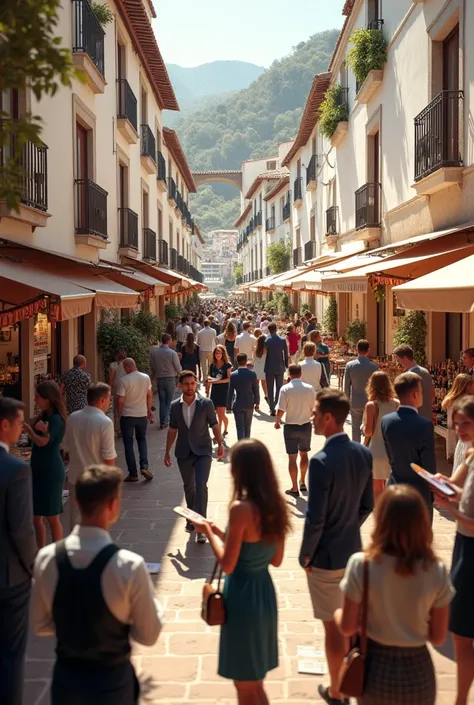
[338,559,369,697]
[202,560,226,626]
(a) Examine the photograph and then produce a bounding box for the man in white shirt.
[235,321,257,364]
[274,364,316,497]
[63,383,117,532]
[30,464,163,705]
[299,342,323,392]
[116,359,153,483]
[197,320,217,383]
[176,317,192,353]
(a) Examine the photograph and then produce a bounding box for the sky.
[152,0,346,68]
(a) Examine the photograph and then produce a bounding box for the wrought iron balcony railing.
[304,240,318,261]
[118,207,138,249]
[158,238,168,265]
[141,124,156,161]
[326,206,339,236]
[414,90,464,181]
[293,247,302,267]
[143,227,156,260]
[72,0,105,76]
[75,178,107,238]
[117,79,137,131]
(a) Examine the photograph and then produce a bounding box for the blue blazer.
[299,434,373,570]
[227,367,260,411]
[0,447,37,587]
[381,407,436,505]
[264,334,288,374]
[169,395,218,459]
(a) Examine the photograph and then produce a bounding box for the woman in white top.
[434,395,474,705]
[362,371,399,502]
[252,334,268,402]
[441,373,474,464]
[336,485,454,705]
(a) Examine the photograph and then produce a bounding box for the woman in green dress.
[24,380,67,548]
[194,439,290,705]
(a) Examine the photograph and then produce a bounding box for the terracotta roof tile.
[263,176,290,202]
[281,73,331,167]
[163,128,197,193]
[245,168,289,200]
[116,0,178,111]
[342,0,356,15]
[234,202,253,228]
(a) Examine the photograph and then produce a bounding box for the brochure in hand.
[173,506,207,525]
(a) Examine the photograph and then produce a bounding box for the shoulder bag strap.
[360,558,369,656]
[209,559,223,590]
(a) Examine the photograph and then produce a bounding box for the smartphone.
[410,463,457,497]
[173,506,207,524]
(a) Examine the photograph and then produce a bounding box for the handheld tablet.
[410,464,457,497]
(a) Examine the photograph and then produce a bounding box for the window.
[280,196,284,219]
[169,220,173,248]
[157,207,163,239]
[266,160,277,171]
[310,214,316,242]
[142,190,149,228]
[140,87,147,125]
[297,158,301,178]
[368,0,379,24]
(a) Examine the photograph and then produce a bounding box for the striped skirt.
[358,640,435,705]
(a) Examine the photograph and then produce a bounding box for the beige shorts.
[306,567,345,622]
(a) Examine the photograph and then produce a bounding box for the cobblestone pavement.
[25,401,469,705]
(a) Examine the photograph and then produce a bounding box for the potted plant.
[345,319,367,346]
[347,27,387,89]
[322,295,338,336]
[90,1,113,26]
[267,240,291,274]
[319,85,350,139]
[393,310,427,367]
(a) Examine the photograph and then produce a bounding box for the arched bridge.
[192,170,242,192]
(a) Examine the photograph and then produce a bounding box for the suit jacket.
[0,447,37,587]
[227,367,260,411]
[381,407,436,505]
[344,356,379,409]
[299,434,373,570]
[169,395,218,459]
[264,334,288,374]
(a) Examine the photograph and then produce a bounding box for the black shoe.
[318,685,349,705]
[140,467,153,481]
[285,488,299,498]
[196,533,207,544]
[124,475,139,483]
[300,483,308,493]
[270,410,276,416]
[185,521,195,533]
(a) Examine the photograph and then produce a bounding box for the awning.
[99,263,169,297]
[0,256,94,320]
[393,254,474,312]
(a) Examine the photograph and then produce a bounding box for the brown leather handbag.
[338,559,369,698]
[202,560,226,626]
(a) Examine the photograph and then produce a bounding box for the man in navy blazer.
[381,371,437,521]
[227,353,260,440]
[0,397,37,705]
[264,322,288,416]
[299,389,373,705]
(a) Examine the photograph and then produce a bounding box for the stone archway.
[192,170,242,192]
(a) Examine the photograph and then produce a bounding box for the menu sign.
[34,313,50,358]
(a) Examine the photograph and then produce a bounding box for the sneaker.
[140,467,153,481]
[196,533,207,544]
[124,475,139,483]
[185,521,195,533]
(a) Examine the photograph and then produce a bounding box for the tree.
[267,240,291,274]
[233,263,243,280]
[394,310,427,367]
[0,0,82,209]
[322,295,338,335]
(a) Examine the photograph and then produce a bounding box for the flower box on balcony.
[356,69,384,105]
[331,122,349,148]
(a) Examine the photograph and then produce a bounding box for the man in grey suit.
[264,322,289,416]
[227,353,260,440]
[0,398,37,705]
[164,371,223,543]
[393,344,434,422]
[344,339,379,442]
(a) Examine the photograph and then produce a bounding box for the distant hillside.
[167,60,265,102]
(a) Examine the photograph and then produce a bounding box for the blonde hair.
[366,371,396,404]
[442,373,474,411]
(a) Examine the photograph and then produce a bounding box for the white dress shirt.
[299,358,323,392]
[197,327,217,352]
[277,379,316,425]
[176,324,192,343]
[31,526,163,646]
[181,395,197,427]
[116,371,152,417]
[235,331,257,362]
[62,406,117,485]
[0,440,10,453]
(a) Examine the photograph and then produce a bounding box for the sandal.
[285,488,299,498]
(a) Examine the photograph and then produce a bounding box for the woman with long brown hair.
[362,371,399,501]
[441,373,474,465]
[194,439,290,705]
[252,333,268,403]
[208,344,232,436]
[24,380,68,547]
[335,485,454,704]
[179,331,200,377]
[217,321,237,367]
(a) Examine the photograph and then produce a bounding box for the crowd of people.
[1,296,474,705]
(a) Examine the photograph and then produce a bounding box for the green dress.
[218,541,278,681]
[31,412,66,516]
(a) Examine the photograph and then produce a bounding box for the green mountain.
[175,30,339,235]
[167,60,265,101]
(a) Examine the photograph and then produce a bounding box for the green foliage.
[233,263,243,280]
[275,293,293,318]
[345,319,367,345]
[322,295,338,335]
[347,28,387,87]
[190,185,240,234]
[164,302,182,320]
[267,240,291,274]
[394,310,427,367]
[90,1,113,26]
[97,318,149,377]
[300,302,311,317]
[0,0,83,209]
[319,84,350,139]
[123,310,163,344]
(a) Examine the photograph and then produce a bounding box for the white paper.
[146,562,161,574]
[298,658,328,675]
[173,506,206,524]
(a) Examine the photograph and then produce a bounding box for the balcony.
[170,247,178,270]
[259,268,263,279]
[331,87,349,147]
[74,178,108,246]
[168,177,177,205]
[304,240,318,261]
[306,155,318,190]
[156,151,167,192]
[177,254,184,273]
[356,70,384,106]
[293,247,302,268]
[158,238,169,266]
[266,216,275,232]
[326,206,339,239]
[368,18,384,31]
[293,177,303,206]
[118,207,138,257]
[72,0,106,93]
[140,124,156,175]
[236,275,243,286]
[143,228,157,261]
[414,90,464,195]
[176,191,184,215]
[282,201,290,222]
[256,210,262,228]
[117,79,138,144]
[0,137,50,228]
[265,266,271,276]
[355,183,381,243]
